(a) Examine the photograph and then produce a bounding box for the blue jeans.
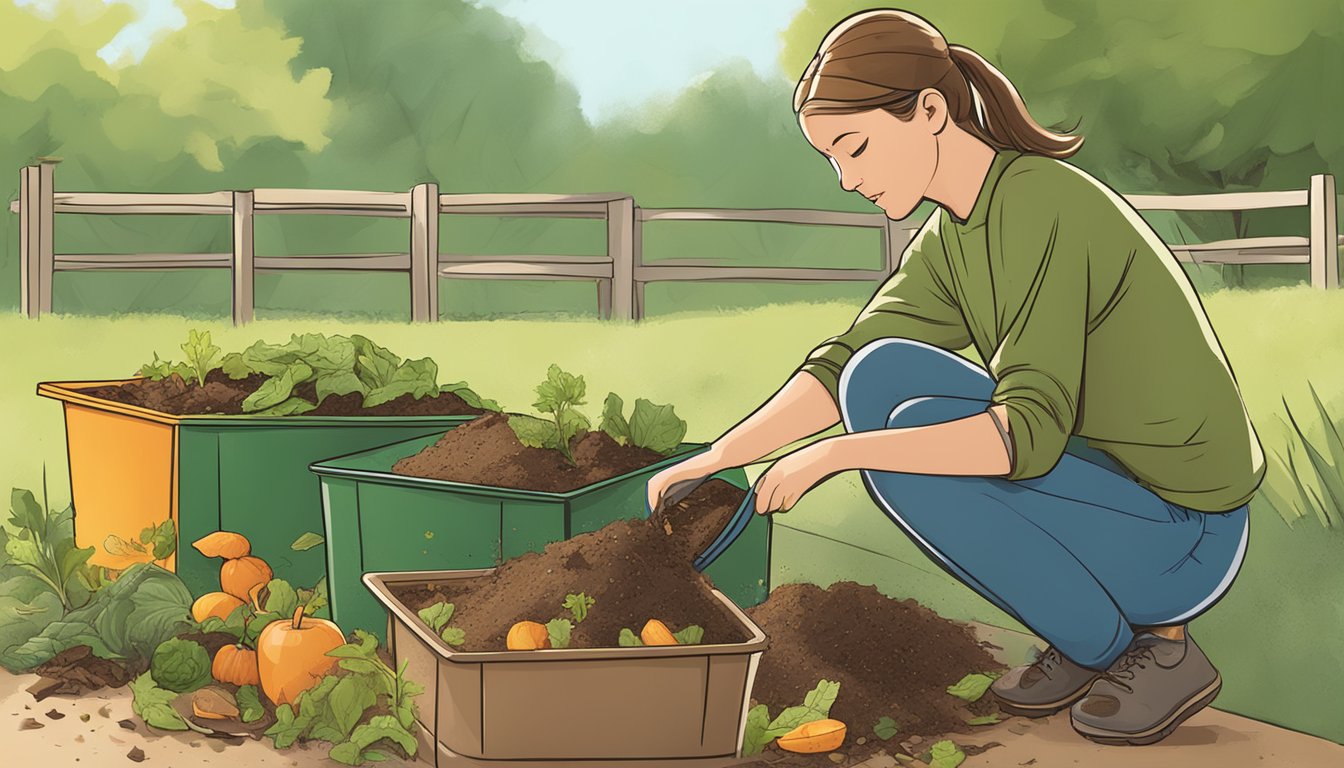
[838,338,1250,670]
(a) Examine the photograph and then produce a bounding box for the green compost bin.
[310,435,772,640]
[175,416,479,598]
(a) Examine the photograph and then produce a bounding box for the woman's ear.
[919,87,950,135]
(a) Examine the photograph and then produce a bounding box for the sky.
[16,0,808,125]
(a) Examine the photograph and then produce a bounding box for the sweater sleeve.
[797,212,971,408]
[988,170,1091,481]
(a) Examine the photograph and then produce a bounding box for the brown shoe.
[1070,632,1222,746]
[990,645,1101,718]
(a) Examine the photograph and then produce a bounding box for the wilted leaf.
[946,673,996,702]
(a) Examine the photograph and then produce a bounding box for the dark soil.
[27,645,139,700]
[82,369,487,417]
[741,581,1005,766]
[391,478,753,650]
[391,411,671,493]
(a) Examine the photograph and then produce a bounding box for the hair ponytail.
[795,10,1083,160]
[947,45,1082,158]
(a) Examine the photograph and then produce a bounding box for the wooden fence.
[9,160,1340,323]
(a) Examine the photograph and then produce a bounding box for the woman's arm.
[645,371,840,510]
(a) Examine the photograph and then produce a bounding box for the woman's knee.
[839,338,995,432]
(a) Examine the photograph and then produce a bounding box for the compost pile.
[392,479,1006,766]
[26,645,139,700]
[85,370,485,417]
[391,411,669,492]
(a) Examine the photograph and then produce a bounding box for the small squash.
[777,719,847,754]
[220,556,273,600]
[640,619,679,646]
[192,592,244,623]
[192,531,251,559]
[212,644,260,687]
[506,621,551,650]
[256,606,345,706]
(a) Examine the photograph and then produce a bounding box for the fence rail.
[8,160,1340,323]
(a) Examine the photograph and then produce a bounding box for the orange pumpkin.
[640,619,679,646]
[192,592,245,624]
[777,719,847,753]
[220,556,273,600]
[506,621,551,650]
[212,644,260,687]
[257,606,345,706]
[192,531,251,559]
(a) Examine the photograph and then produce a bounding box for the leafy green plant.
[104,519,176,568]
[672,625,704,645]
[741,679,841,756]
[416,601,466,647]
[265,630,425,765]
[599,392,687,454]
[176,332,502,416]
[928,740,966,768]
[562,592,594,623]
[139,330,222,387]
[236,684,265,723]
[150,637,212,693]
[1,485,98,611]
[618,627,643,647]
[511,364,591,464]
[130,671,189,731]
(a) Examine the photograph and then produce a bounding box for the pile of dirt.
[391,411,671,493]
[744,581,1005,765]
[391,479,751,650]
[83,370,486,417]
[27,645,139,700]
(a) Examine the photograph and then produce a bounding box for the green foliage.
[150,637,213,693]
[545,618,573,649]
[416,601,466,646]
[523,364,591,464]
[945,673,997,703]
[104,519,176,566]
[741,680,841,756]
[266,629,423,763]
[1270,382,1344,528]
[873,715,899,740]
[672,625,704,645]
[965,714,1001,726]
[618,628,643,647]
[2,487,97,611]
[298,577,330,617]
[599,394,688,455]
[236,685,265,723]
[562,592,594,623]
[130,671,190,731]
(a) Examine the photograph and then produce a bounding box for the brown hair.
[794,9,1082,158]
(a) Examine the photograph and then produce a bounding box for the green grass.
[3,284,1344,742]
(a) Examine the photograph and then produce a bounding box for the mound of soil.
[27,645,139,700]
[744,582,1004,765]
[391,411,671,493]
[391,479,752,650]
[82,369,486,417]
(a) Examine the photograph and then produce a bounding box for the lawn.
[3,284,1343,742]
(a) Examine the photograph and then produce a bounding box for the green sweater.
[798,149,1265,512]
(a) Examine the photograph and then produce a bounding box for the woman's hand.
[646,445,726,514]
[753,442,836,515]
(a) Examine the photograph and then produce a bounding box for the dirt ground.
[5,624,1342,767]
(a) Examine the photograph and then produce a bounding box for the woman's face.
[799,94,942,220]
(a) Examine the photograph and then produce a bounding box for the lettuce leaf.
[629,399,687,454]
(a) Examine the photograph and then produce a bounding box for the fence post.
[19,161,57,318]
[232,190,255,325]
[632,205,645,321]
[410,182,440,322]
[1309,174,1338,289]
[607,196,635,320]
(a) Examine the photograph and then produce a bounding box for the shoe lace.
[1032,646,1065,677]
[1100,643,1157,693]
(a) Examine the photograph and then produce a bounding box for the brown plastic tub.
[364,568,769,767]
